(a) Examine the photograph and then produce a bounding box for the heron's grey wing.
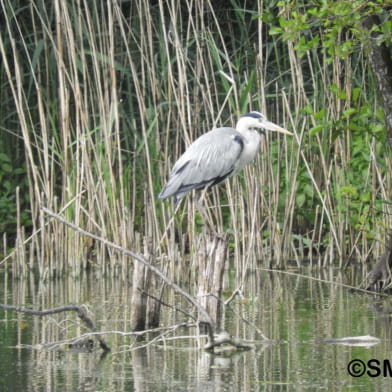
[159,127,243,200]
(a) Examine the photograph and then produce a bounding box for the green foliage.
[267,0,392,59]
[297,97,388,237]
[263,0,392,249]
[0,152,31,236]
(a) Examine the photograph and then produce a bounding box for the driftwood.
[204,331,254,351]
[0,303,110,352]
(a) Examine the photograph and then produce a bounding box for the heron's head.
[238,111,293,136]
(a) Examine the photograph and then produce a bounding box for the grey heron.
[159,111,292,204]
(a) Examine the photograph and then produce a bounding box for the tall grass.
[0,0,390,277]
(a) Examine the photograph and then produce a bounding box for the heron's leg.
[195,188,215,232]
[157,198,184,251]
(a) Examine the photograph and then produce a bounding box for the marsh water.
[1,265,392,391]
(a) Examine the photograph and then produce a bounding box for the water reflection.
[1,267,392,391]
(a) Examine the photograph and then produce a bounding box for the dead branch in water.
[0,303,110,352]
[41,206,213,322]
[40,206,219,343]
[204,331,254,351]
[40,205,268,351]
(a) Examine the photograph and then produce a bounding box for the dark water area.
[1,266,392,391]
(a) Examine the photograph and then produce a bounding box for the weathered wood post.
[130,253,147,331]
[197,232,228,328]
[130,237,161,330]
[366,235,392,291]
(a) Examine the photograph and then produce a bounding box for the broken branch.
[0,303,110,352]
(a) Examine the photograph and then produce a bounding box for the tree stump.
[197,232,228,328]
[130,237,161,330]
[366,235,392,291]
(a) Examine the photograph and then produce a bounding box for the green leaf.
[342,108,357,118]
[329,84,347,99]
[1,163,12,173]
[0,153,11,163]
[296,193,306,208]
[352,88,361,102]
[269,26,283,35]
[309,125,324,136]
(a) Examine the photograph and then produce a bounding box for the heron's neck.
[236,118,251,134]
[234,125,262,170]
[237,123,262,142]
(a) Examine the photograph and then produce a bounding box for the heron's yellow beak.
[263,120,293,136]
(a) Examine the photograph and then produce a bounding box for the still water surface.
[1,267,392,391]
